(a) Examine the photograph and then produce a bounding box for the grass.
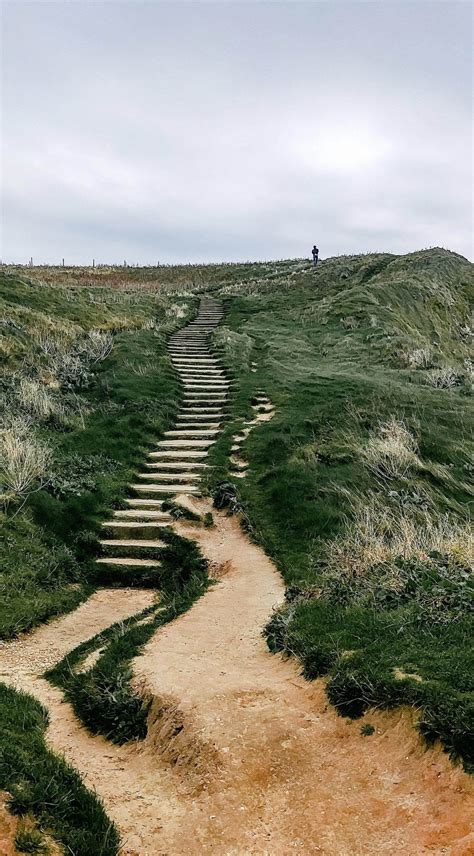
[47,529,209,743]
[0,683,120,855]
[0,247,472,849]
[202,247,473,769]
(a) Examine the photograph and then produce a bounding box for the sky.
[1,0,472,264]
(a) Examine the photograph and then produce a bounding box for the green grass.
[204,247,473,769]
[0,683,120,855]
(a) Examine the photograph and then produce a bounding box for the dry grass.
[0,423,52,503]
[397,346,433,369]
[322,494,473,578]
[360,417,420,480]
[17,377,62,421]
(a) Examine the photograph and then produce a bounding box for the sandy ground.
[1,516,473,855]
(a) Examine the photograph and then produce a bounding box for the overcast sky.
[1,0,472,264]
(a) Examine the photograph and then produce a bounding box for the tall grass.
[0,424,51,504]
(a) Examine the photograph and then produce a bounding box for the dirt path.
[128,500,473,855]
[1,554,472,855]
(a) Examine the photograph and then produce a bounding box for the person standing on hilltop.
[312,245,319,267]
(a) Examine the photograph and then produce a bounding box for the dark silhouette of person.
[312,245,319,267]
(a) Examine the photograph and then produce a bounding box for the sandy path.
[131,500,474,856]
[1,519,472,856]
[0,589,155,679]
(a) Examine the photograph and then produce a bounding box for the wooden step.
[137,472,200,481]
[125,498,165,506]
[100,539,166,548]
[164,429,218,437]
[96,557,161,567]
[171,358,219,364]
[148,450,208,458]
[144,461,208,469]
[155,439,214,448]
[102,520,171,529]
[113,509,173,519]
[131,483,200,494]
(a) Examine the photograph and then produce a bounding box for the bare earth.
[1,510,472,855]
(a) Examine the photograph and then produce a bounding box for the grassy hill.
[204,248,473,768]
[0,247,472,852]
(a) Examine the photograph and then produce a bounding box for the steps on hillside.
[96,297,226,572]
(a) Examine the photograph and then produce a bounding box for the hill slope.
[206,248,473,767]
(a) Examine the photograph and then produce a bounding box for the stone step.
[181,385,229,392]
[169,350,210,356]
[181,378,229,386]
[173,365,220,371]
[170,347,210,352]
[131,483,200,494]
[182,399,227,407]
[96,557,161,567]
[178,408,224,415]
[183,390,227,397]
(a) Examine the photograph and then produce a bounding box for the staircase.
[97,297,227,572]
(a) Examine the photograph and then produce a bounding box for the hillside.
[206,247,474,765]
[0,248,472,854]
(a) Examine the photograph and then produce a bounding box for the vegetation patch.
[0,683,120,855]
[47,530,209,743]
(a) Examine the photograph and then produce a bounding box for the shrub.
[406,347,433,369]
[212,481,242,514]
[426,367,461,389]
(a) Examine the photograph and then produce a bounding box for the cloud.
[1,0,472,263]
